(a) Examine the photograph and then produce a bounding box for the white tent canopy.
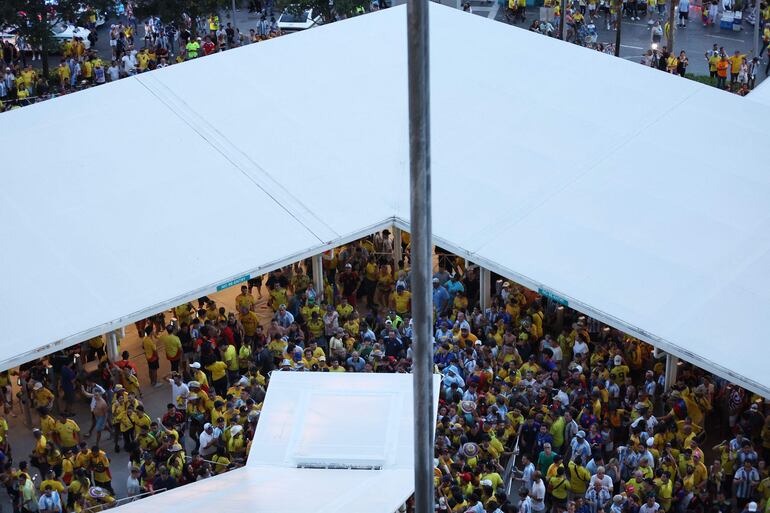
[114,372,440,513]
[2,4,770,396]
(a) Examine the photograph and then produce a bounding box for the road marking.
[711,34,745,42]
[621,44,645,49]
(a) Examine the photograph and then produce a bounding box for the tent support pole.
[106,332,120,362]
[665,353,679,392]
[312,254,324,301]
[394,227,403,264]
[407,0,434,508]
[480,267,491,311]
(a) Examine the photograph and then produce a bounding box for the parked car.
[277,8,322,32]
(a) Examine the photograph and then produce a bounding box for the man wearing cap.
[432,278,450,316]
[570,430,592,466]
[336,263,360,306]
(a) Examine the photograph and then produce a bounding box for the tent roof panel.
[2,4,770,399]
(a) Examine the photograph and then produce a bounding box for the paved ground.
[395,0,765,78]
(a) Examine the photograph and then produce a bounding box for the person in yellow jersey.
[39,407,58,440]
[32,381,54,410]
[389,284,412,316]
[238,340,252,375]
[159,324,182,373]
[206,359,228,397]
[141,325,160,386]
[221,341,239,383]
[227,425,247,462]
[55,412,81,453]
[88,445,112,492]
[235,285,256,312]
[729,50,746,84]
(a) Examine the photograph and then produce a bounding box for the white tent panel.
[0,78,324,369]
[250,372,439,470]
[2,2,770,400]
[138,12,411,237]
[113,465,414,513]
[114,372,439,513]
[437,76,770,393]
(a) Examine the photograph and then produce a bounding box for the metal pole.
[753,0,760,57]
[232,0,238,31]
[615,3,622,56]
[312,254,324,301]
[394,227,403,264]
[664,353,679,392]
[479,268,491,311]
[561,0,569,39]
[407,0,434,509]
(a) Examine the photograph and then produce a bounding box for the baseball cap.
[190,362,201,369]
[748,503,758,512]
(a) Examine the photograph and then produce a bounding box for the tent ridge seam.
[133,74,334,244]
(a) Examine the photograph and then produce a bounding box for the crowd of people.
[0,8,289,113]
[0,231,768,513]
[501,0,769,92]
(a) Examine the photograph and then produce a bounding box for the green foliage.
[0,0,111,73]
[684,73,717,87]
[275,0,366,24]
[132,0,231,32]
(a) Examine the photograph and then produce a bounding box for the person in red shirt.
[202,36,216,56]
[114,351,138,375]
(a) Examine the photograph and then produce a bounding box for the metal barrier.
[81,489,167,512]
[503,433,522,500]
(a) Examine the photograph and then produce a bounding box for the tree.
[0,0,112,76]
[274,0,367,25]
[132,0,231,35]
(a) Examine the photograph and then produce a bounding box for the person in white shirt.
[199,422,219,457]
[167,373,189,409]
[573,335,589,357]
[530,472,547,512]
[107,61,121,82]
[126,467,142,497]
[639,495,660,513]
[589,466,614,491]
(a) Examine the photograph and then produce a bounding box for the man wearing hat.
[432,277,450,316]
[570,430,592,465]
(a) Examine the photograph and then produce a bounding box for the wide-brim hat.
[462,442,479,458]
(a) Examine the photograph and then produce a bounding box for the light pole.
[406,0,434,511]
